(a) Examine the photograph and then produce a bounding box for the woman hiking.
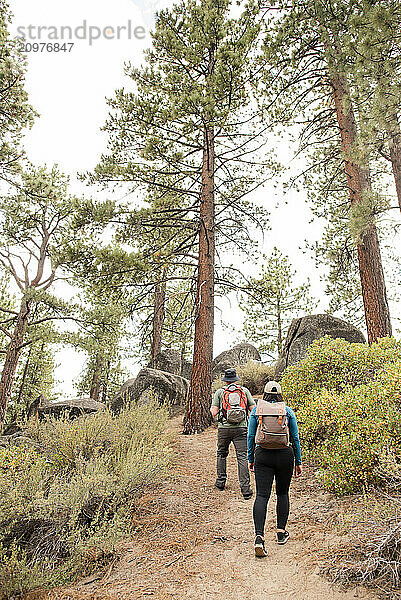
[247,380,302,557]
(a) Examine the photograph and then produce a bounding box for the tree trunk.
[330,71,392,343]
[386,114,401,213]
[16,344,33,407]
[101,359,111,404]
[151,266,167,365]
[277,301,282,355]
[90,354,104,402]
[0,299,31,432]
[183,123,215,434]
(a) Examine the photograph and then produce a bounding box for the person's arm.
[247,407,258,469]
[244,388,256,411]
[287,407,303,477]
[210,390,220,419]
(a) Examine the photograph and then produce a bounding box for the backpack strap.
[218,386,231,422]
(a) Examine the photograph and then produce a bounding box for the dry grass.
[212,360,275,395]
[322,487,401,597]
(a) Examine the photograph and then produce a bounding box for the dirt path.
[32,420,378,600]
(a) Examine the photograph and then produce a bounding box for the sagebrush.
[0,401,172,599]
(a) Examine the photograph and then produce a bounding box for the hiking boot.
[214,481,225,491]
[242,490,253,500]
[254,535,267,557]
[277,530,290,545]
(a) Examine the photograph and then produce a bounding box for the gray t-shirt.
[211,385,256,428]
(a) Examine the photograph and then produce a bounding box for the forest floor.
[28,417,379,600]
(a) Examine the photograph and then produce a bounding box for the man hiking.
[210,368,256,499]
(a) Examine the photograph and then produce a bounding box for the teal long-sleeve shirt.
[247,404,302,465]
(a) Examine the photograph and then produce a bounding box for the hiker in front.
[247,380,302,557]
[210,368,255,500]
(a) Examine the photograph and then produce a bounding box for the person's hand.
[249,462,254,472]
[295,465,303,478]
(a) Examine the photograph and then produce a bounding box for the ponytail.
[263,392,283,403]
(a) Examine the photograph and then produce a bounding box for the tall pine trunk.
[0,299,31,432]
[90,354,104,402]
[151,266,167,365]
[386,114,401,213]
[330,71,392,343]
[277,300,282,355]
[16,344,33,407]
[183,123,215,434]
[101,359,111,404]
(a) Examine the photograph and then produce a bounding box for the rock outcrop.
[275,314,366,379]
[112,368,189,416]
[27,396,105,420]
[212,342,261,381]
[149,349,193,380]
[0,430,43,450]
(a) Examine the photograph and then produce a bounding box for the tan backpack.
[255,399,290,450]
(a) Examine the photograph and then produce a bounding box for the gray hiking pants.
[215,427,251,494]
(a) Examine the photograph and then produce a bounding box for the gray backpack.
[255,399,290,449]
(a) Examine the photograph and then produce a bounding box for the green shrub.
[0,401,172,599]
[212,360,276,395]
[0,545,47,600]
[281,336,401,495]
[281,336,401,409]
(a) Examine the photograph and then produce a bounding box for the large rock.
[212,342,261,381]
[275,314,366,379]
[0,431,43,451]
[111,368,189,416]
[27,396,106,420]
[149,349,193,380]
[181,357,193,380]
[1,398,105,450]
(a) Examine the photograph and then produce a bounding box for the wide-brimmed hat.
[264,380,282,394]
[222,368,240,383]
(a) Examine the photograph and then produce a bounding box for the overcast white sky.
[9,0,401,397]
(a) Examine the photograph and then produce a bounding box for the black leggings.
[253,446,294,536]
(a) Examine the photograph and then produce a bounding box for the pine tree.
[0,2,35,176]
[91,0,270,433]
[261,0,393,343]
[65,286,128,403]
[0,165,79,431]
[239,248,315,356]
[339,0,401,213]
[11,325,58,419]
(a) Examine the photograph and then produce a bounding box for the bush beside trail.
[212,360,276,395]
[0,402,173,600]
[281,336,401,596]
[281,336,401,496]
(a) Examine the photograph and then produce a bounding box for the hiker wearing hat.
[210,368,256,500]
[247,380,302,557]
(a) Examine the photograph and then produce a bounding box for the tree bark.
[277,300,282,355]
[101,359,111,404]
[183,123,215,434]
[16,343,33,407]
[386,114,401,213]
[330,71,392,343]
[0,298,31,432]
[150,266,167,365]
[90,354,104,402]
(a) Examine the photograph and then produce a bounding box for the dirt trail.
[32,419,378,600]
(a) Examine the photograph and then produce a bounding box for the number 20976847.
[17,42,75,52]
